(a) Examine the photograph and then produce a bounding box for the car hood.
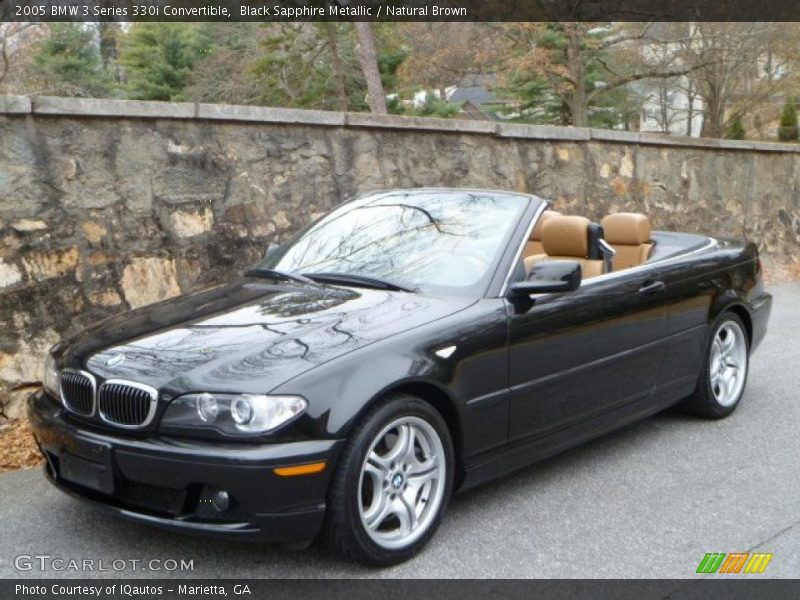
[60,279,474,394]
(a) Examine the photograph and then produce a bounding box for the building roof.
[446,74,506,107]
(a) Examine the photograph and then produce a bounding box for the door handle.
[638,280,665,295]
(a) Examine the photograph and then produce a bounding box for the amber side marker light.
[273,461,327,476]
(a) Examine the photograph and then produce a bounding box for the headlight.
[196,392,219,422]
[43,354,60,398]
[160,393,307,435]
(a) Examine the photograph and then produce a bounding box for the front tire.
[681,312,750,419]
[324,394,454,566]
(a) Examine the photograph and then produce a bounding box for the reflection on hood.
[69,281,473,393]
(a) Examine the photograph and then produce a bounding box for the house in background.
[455,100,495,121]
[636,77,704,137]
[408,73,515,121]
[446,74,512,120]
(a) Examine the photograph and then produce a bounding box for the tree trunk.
[96,23,120,83]
[0,35,8,86]
[569,90,588,127]
[354,22,387,115]
[566,26,588,127]
[322,24,348,112]
[701,88,724,138]
[659,86,669,133]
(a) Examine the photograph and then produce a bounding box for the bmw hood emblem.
[105,353,125,367]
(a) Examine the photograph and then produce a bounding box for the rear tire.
[680,312,750,419]
[324,394,454,566]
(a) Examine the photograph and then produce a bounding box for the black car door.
[506,267,668,444]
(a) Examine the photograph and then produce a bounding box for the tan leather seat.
[601,213,653,271]
[524,210,561,257]
[524,215,604,279]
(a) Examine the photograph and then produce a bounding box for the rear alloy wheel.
[681,312,750,418]
[324,395,454,566]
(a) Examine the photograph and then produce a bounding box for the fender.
[707,288,748,326]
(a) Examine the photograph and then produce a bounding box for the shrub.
[778,97,798,142]
[725,114,746,140]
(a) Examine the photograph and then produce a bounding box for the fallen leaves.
[0,419,44,474]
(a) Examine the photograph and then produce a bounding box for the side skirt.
[458,391,684,492]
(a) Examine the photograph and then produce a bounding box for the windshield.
[258,190,531,295]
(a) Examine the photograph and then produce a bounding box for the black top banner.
[3,0,800,22]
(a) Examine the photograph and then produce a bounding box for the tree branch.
[596,22,657,50]
[587,63,708,102]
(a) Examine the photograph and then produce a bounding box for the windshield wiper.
[244,267,320,287]
[303,272,416,293]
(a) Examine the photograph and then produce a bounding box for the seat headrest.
[601,213,651,245]
[530,210,562,241]
[541,215,591,257]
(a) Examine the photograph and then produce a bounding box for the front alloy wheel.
[358,416,447,550]
[324,394,454,566]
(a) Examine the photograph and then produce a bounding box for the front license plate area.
[59,441,114,495]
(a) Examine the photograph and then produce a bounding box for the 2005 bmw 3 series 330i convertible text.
[28,188,772,566]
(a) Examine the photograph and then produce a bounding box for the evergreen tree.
[252,24,368,111]
[250,23,406,112]
[725,114,746,140]
[778,97,798,141]
[503,23,692,128]
[119,23,212,101]
[376,40,408,96]
[500,70,567,125]
[31,24,111,97]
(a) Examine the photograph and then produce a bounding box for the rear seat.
[524,210,561,257]
[524,215,604,279]
[600,213,653,271]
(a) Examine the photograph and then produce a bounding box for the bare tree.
[677,23,797,138]
[0,23,34,87]
[184,24,264,106]
[685,77,698,136]
[354,22,386,114]
[629,23,703,135]
[396,23,504,104]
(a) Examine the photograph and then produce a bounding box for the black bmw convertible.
[29,188,772,565]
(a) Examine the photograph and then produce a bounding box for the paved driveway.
[1,283,797,579]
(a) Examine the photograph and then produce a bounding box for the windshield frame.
[255,188,543,298]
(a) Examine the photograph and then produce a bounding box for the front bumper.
[28,391,343,543]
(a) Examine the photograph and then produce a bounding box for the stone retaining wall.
[1,95,798,418]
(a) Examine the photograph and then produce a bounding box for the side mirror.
[264,243,281,261]
[510,260,582,296]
